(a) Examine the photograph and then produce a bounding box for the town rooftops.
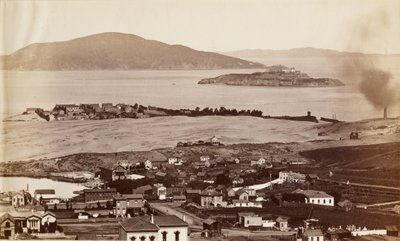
[204,218,218,225]
[304,229,324,237]
[114,194,144,201]
[276,217,288,222]
[201,190,222,197]
[83,188,117,193]
[120,215,188,231]
[293,189,333,199]
[386,225,399,232]
[120,217,159,232]
[237,212,255,217]
[232,200,250,204]
[34,189,55,195]
[133,185,153,194]
[0,213,14,223]
[186,189,201,194]
[144,215,188,227]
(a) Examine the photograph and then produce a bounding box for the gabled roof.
[293,189,333,199]
[200,190,222,197]
[114,194,144,200]
[204,218,217,225]
[42,211,56,218]
[120,217,159,232]
[276,217,288,222]
[84,188,117,193]
[145,215,188,227]
[304,229,323,237]
[0,213,14,224]
[34,189,55,195]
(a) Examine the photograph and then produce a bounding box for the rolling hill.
[0,32,265,70]
[223,47,399,59]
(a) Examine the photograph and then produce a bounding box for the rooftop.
[293,189,333,199]
[120,217,159,232]
[84,188,117,193]
[34,189,55,195]
[304,229,324,237]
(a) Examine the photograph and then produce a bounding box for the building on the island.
[119,215,188,241]
[53,104,82,114]
[210,136,220,146]
[83,188,117,203]
[302,229,324,241]
[112,165,128,181]
[153,184,167,200]
[293,189,334,207]
[0,213,15,239]
[202,219,221,237]
[275,217,288,231]
[34,189,57,204]
[200,190,225,208]
[113,194,146,217]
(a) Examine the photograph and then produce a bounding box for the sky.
[1,0,400,55]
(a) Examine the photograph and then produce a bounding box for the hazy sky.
[1,0,400,55]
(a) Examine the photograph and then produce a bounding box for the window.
[5,221,10,228]
[162,231,167,241]
[323,199,326,204]
[140,236,145,241]
[130,236,136,241]
[329,199,332,203]
[149,236,155,241]
[175,231,180,241]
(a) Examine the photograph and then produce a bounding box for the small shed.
[202,218,221,237]
[386,225,399,237]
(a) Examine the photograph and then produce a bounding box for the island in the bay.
[198,65,344,87]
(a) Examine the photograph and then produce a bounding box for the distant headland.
[0,32,265,70]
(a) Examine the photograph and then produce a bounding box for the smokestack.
[150,214,154,224]
[384,107,387,119]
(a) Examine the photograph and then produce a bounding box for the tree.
[215,174,231,186]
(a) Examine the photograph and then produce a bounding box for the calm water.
[1,57,400,121]
[0,176,85,198]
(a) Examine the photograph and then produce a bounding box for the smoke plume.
[345,9,399,114]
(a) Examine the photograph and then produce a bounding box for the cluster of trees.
[162,106,264,117]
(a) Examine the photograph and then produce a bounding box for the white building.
[168,157,178,165]
[11,193,26,207]
[279,171,306,183]
[153,184,167,200]
[119,215,189,241]
[303,229,324,241]
[34,189,57,204]
[144,160,152,170]
[293,189,334,207]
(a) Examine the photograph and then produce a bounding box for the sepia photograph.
[0,0,399,240]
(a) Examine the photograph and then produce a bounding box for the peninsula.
[198,65,344,87]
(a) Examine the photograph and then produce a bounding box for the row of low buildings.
[0,211,57,239]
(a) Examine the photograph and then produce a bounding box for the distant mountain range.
[223,47,400,59]
[0,32,265,70]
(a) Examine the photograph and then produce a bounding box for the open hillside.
[0,32,265,70]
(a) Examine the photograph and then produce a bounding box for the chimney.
[150,214,154,224]
[307,111,311,117]
[183,215,186,222]
[383,107,387,119]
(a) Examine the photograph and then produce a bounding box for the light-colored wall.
[306,197,334,206]
[123,226,188,241]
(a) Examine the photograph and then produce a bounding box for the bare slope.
[0,32,265,70]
